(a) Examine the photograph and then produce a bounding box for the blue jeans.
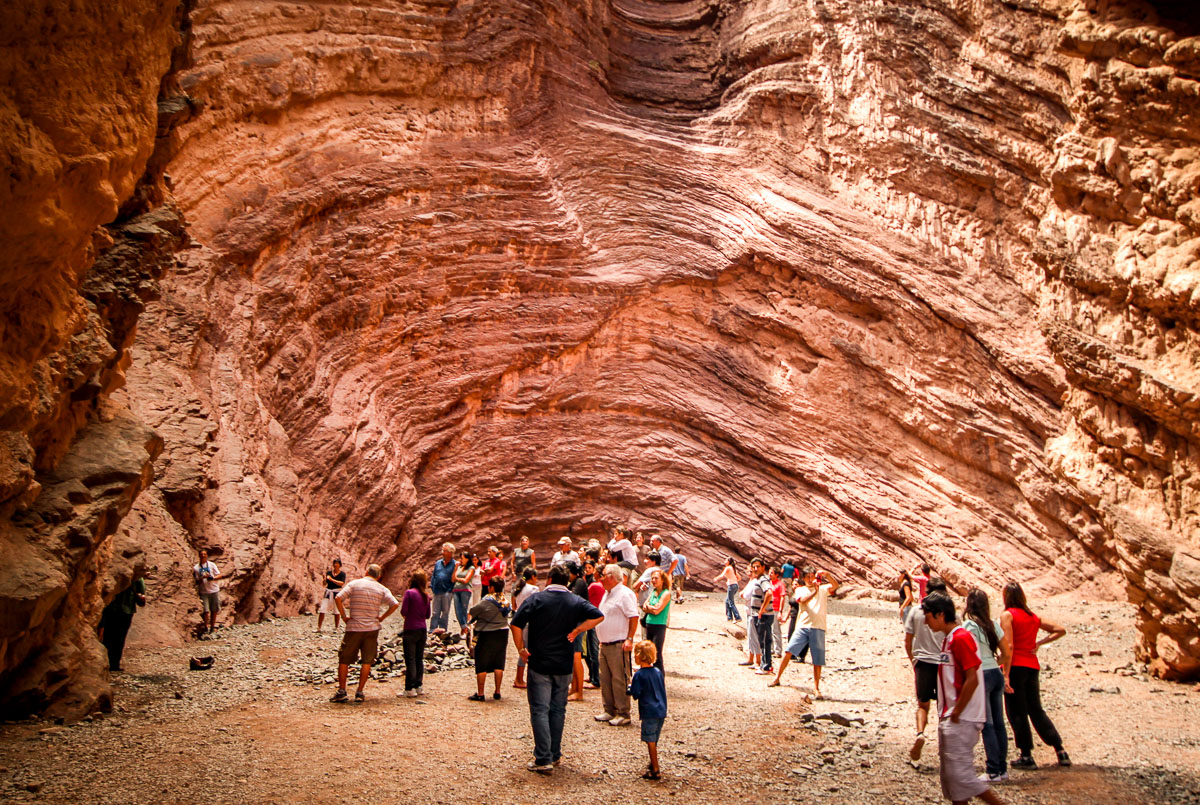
[982,667,1008,775]
[452,590,471,631]
[725,584,740,620]
[527,670,572,765]
[429,592,452,632]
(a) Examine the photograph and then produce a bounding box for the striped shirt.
[336,577,398,632]
[746,575,769,611]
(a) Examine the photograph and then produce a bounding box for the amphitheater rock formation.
[1,0,1198,716]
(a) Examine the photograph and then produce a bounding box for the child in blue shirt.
[628,639,667,780]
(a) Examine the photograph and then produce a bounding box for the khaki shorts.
[338,630,379,665]
[199,592,221,613]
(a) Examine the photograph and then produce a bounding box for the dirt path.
[2,592,1198,803]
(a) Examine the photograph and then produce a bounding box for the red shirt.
[914,574,929,601]
[481,558,505,586]
[771,580,784,612]
[1007,607,1041,669]
[938,626,984,721]
[588,581,604,607]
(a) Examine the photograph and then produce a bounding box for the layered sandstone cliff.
[1,0,1198,715]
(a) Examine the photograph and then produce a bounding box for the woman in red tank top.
[999,582,1070,769]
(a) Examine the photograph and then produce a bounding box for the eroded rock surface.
[2,0,1198,715]
[123,0,1198,677]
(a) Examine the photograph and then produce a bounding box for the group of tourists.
[899,563,1070,805]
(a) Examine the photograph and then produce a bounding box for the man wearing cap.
[551,538,580,568]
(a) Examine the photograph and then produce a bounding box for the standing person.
[192,549,222,635]
[331,564,399,703]
[898,569,915,622]
[739,558,767,667]
[769,567,785,658]
[906,577,949,760]
[911,562,932,602]
[551,537,580,568]
[429,544,456,634]
[566,562,590,701]
[511,567,539,689]
[468,578,512,701]
[633,553,660,611]
[714,557,740,622]
[99,569,147,672]
[317,559,347,633]
[481,545,507,592]
[671,552,688,603]
[770,567,839,698]
[585,560,604,688]
[629,640,667,781]
[400,571,431,698]
[509,564,604,774]
[781,558,795,584]
[649,535,678,577]
[965,589,1011,782]
[1001,582,1070,768]
[512,536,536,580]
[594,564,639,727]
[747,560,775,674]
[451,551,476,638]
[469,551,484,607]
[634,532,648,569]
[641,569,672,673]
[922,590,1006,805]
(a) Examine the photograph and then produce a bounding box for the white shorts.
[938,719,988,802]
[318,590,340,614]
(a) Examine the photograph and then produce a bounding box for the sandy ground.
[2,591,1198,804]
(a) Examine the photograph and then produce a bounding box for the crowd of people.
[173,535,1072,799]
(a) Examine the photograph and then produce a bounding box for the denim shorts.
[640,717,664,743]
[785,627,825,665]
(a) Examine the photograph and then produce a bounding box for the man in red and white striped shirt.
[332,564,398,703]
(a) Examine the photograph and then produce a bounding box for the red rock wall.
[2,0,1197,714]
[120,0,1197,679]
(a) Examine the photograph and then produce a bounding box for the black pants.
[644,623,667,672]
[402,628,427,691]
[1004,665,1063,754]
[586,629,600,685]
[756,614,775,670]
[786,601,799,642]
[100,610,134,671]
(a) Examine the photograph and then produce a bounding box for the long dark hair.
[514,566,536,597]
[965,588,1000,653]
[1003,581,1034,616]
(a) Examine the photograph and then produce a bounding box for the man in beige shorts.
[332,564,399,703]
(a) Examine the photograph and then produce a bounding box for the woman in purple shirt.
[400,571,432,697]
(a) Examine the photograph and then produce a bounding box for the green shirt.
[113,578,146,616]
[645,589,671,626]
[964,618,1000,672]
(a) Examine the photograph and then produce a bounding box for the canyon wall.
[1,0,1197,714]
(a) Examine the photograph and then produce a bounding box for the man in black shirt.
[510,564,604,773]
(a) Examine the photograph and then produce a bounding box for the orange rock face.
[2,0,1199,712]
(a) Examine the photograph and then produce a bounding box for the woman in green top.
[641,569,672,672]
[965,588,1012,782]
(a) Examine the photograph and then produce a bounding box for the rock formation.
[2,0,1198,714]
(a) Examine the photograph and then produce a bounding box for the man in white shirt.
[332,563,399,703]
[192,549,222,635]
[593,564,640,727]
[551,537,580,568]
[769,567,839,700]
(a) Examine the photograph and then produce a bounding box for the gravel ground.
[2,592,1198,804]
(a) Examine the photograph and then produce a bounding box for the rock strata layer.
[1,0,1198,715]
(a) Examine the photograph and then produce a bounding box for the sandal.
[641,768,661,780]
[468,693,485,702]
[353,691,365,703]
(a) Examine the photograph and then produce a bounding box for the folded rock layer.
[2,0,1199,713]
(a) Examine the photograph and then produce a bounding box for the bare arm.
[568,616,604,641]
[820,572,840,595]
[999,611,1014,691]
[645,590,672,615]
[625,615,639,642]
[1036,617,1066,648]
[905,631,915,664]
[379,603,399,622]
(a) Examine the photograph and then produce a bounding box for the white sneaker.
[594,713,613,722]
[987,773,1010,783]
[910,734,926,762]
[608,716,631,726]
[415,687,424,696]
[405,690,418,698]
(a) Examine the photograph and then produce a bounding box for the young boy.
[922,591,1005,805]
[628,640,667,780]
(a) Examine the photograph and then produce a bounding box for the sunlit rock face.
[2,0,1197,714]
